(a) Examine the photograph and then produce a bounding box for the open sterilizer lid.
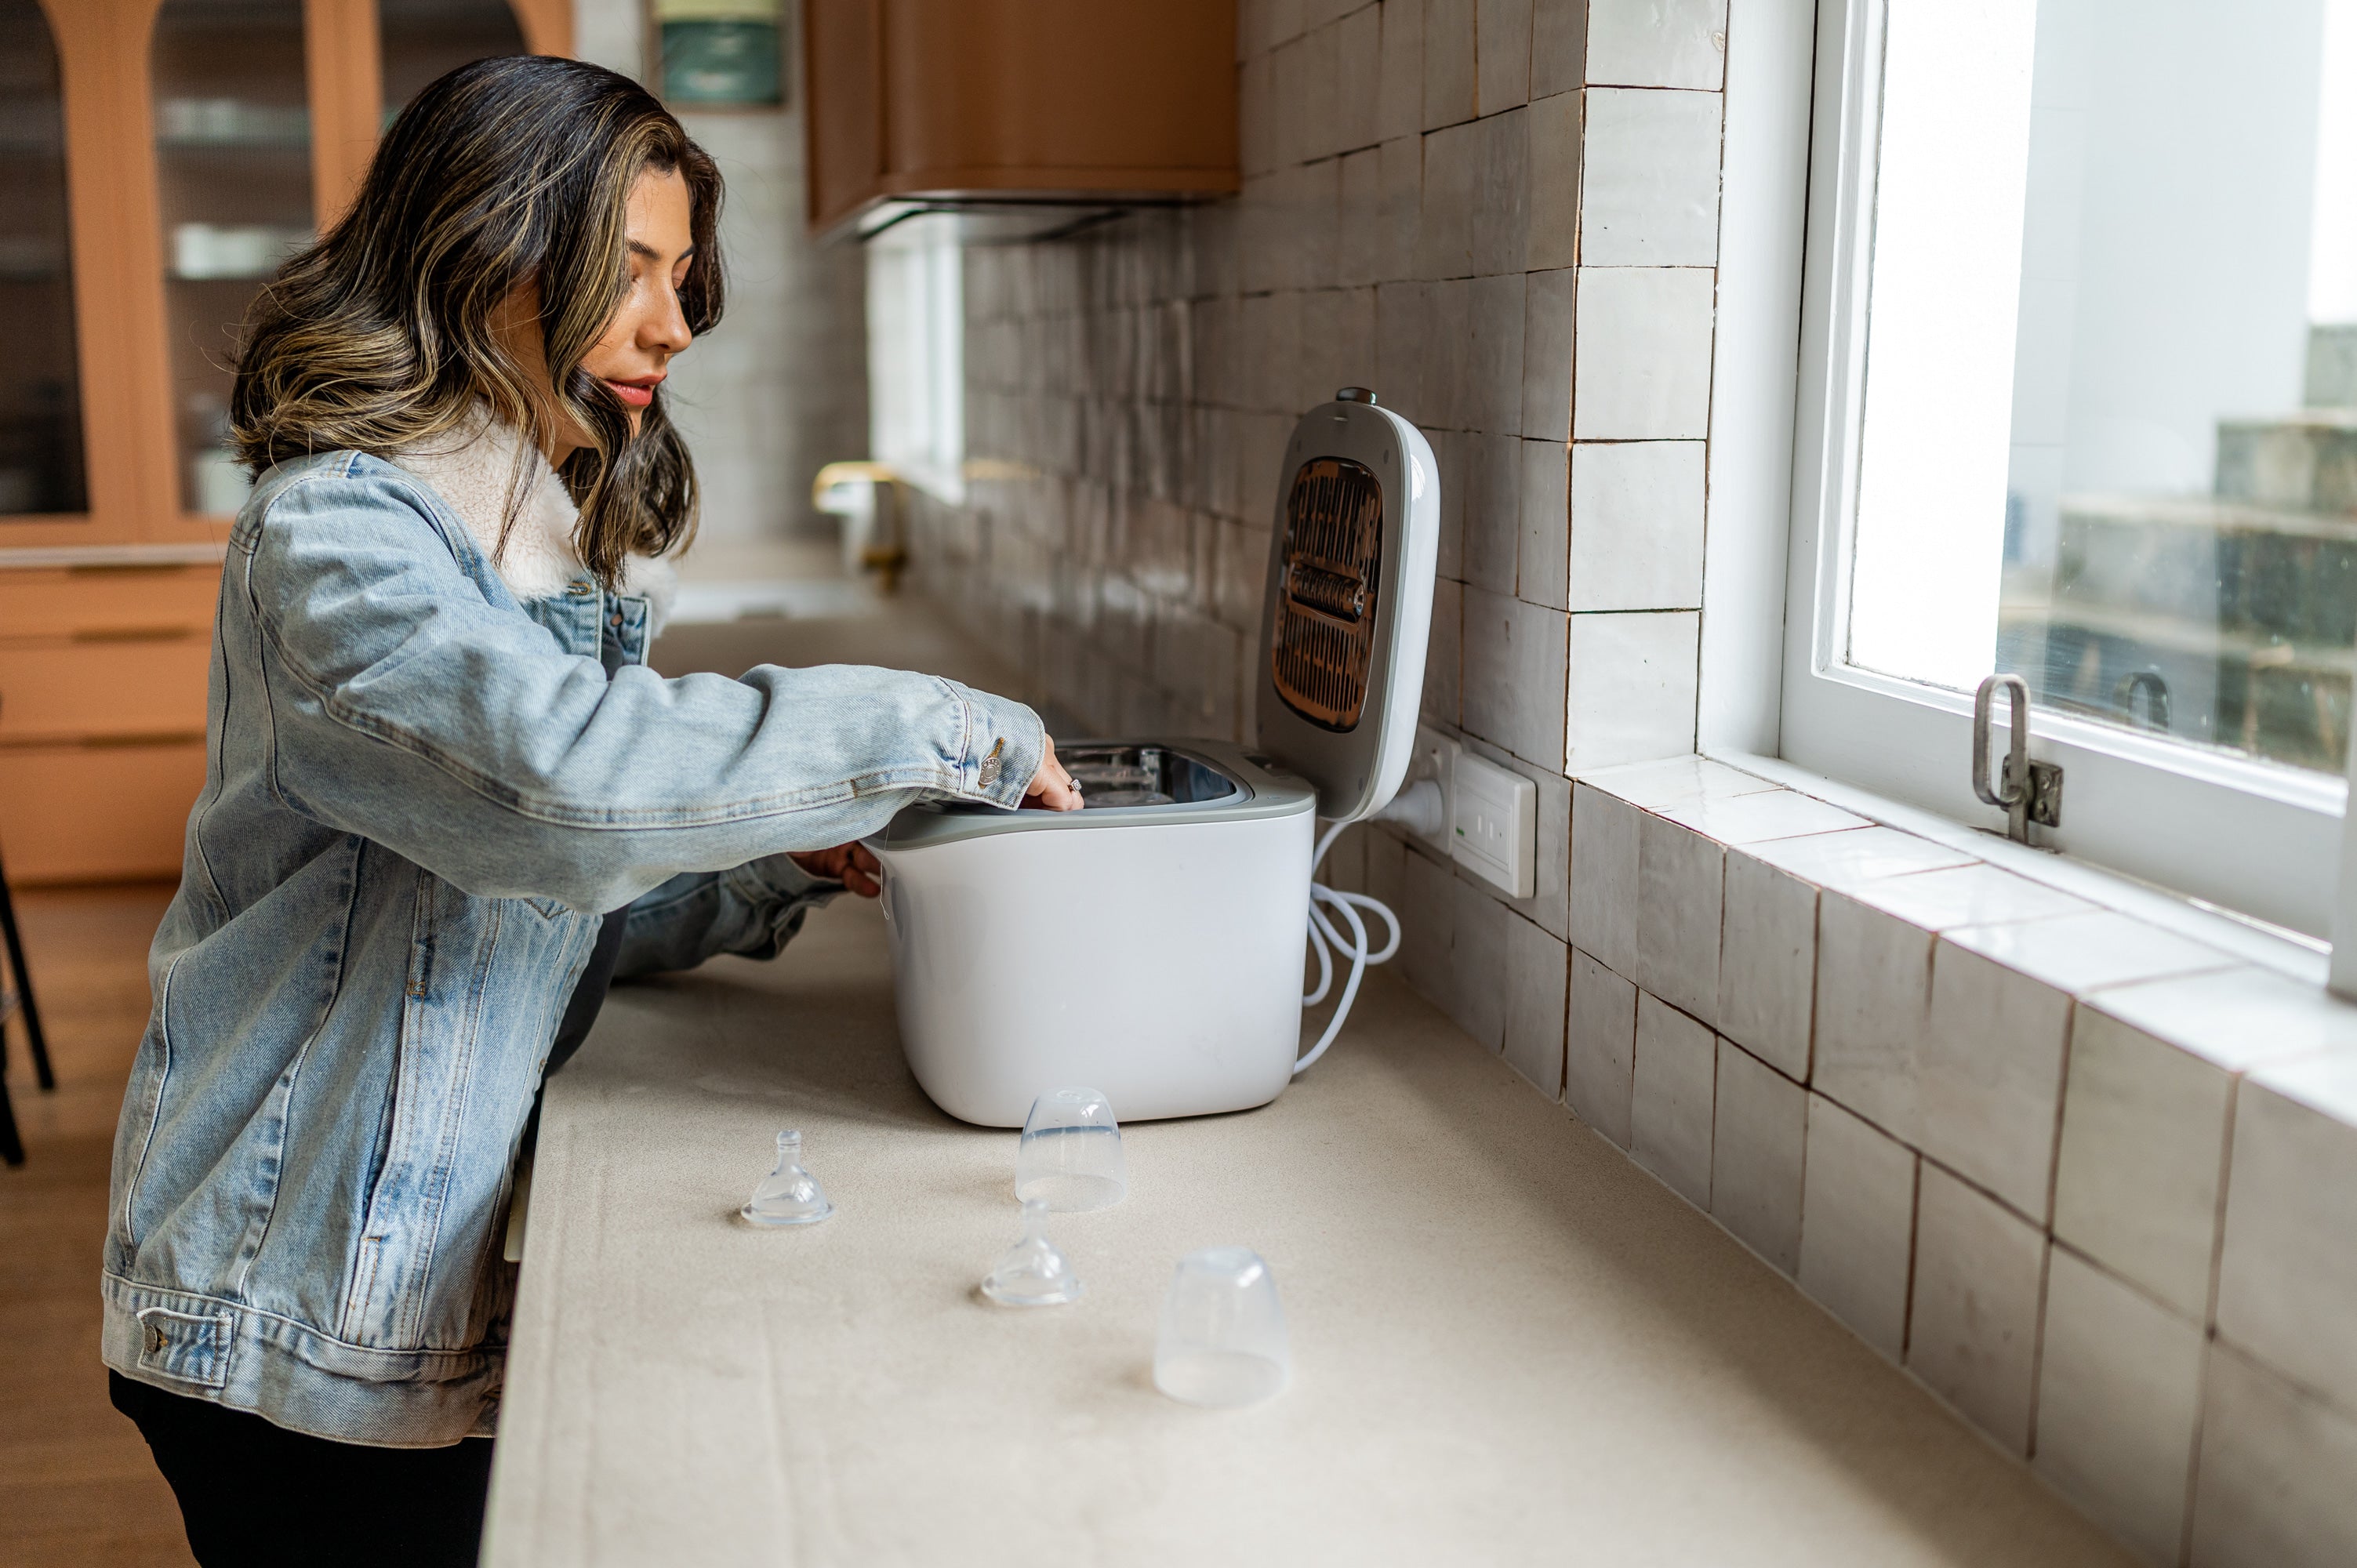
[1253,388,1440,825]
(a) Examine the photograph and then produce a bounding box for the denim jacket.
[102,450,1044,1446]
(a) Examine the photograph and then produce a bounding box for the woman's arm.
[611,856,842,976]
[239,464,1044,911]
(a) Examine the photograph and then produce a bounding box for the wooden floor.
[1,881,195,1567]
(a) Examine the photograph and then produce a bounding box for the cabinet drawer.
[0,634,211,743]
[0,741,206,883]
[0,564,221,639]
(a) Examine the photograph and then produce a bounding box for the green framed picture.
[652,0,783,107]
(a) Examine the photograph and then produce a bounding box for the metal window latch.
[1973,674,2063,845]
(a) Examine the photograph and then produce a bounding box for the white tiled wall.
[895,2,2357,1563]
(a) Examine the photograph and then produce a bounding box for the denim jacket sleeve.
[614,855,841,977]
[238,463,1044,912]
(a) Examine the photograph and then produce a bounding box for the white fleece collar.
[391,409,677,632]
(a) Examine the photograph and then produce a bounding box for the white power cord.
[1294,780,1442,1075]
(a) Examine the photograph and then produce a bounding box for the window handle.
[1973,674,2063,844]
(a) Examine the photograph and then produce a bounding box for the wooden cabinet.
[801,0,1237,235]
[0,0,569,881]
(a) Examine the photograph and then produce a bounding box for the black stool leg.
[0,1058,22,1167]
[0,851,53,1093]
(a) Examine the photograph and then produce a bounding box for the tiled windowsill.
[1514,750,2357,1567]
[1712,749,2332,988]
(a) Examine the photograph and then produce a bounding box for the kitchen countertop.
[482,893,2130,1568]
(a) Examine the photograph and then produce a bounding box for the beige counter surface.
[483,895,2126,1568]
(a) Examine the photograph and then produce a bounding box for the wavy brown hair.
[231,55,724,585]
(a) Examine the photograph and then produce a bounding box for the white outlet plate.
[1407,725,1461,855]
[1452,752,1537,898]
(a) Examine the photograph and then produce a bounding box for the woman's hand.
[789,842,881,897]
[1023,735,1084,811]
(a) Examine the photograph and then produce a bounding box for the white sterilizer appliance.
[870,389,1440,1127]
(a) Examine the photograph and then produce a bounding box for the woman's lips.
[605,378,660,408]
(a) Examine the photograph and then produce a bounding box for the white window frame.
[1759,0,2347,938]
[865,215,965,503]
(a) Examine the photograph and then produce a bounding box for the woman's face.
[496,166,696,463]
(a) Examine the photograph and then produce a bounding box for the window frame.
[1773,0,2347,938]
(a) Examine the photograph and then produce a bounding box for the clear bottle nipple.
[980,1198,1084,1307]
[740,1129,835,1226]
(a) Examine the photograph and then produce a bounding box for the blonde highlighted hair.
[231,55,724,585]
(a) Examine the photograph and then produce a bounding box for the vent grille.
[1269,457,1383,731]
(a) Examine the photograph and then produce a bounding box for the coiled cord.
[1294,816,1405,1075]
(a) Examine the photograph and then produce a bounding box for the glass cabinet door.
[152,0,311,519]
[380,0,526,122]
[0,0,87,517]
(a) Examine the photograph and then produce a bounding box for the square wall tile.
[1378,0,1426,143]
[1572,267,1716,441]
[1529,0,1585,98]
[1921,939,2073,1221]
[1522,267,1575,441]
[1907,1163,2046,1454]
[1503,911,1568,1096]
[1461,585,1568,768]
[1568,440,1706,611]
[1943,909,2235,1000]
[2216,1051,2357,1417]
[1424,0,1479,129]
[1336,148,1385,289]
[1632,992,1715,1205]
[1519,439,1571,609]
[1813,890,1935,1142]
[1378,134,1424,285]
[1338,3,1384,151]
[1798,1093,1918,1359]
[1401,843,1458,1011]
[1636,812,1723,1026]
[1367,819,1408,915]
[1579,86,1724,266]
[1525,89,1584,272]
[1845,863,2093,933]
[1577,753,1772,811]
[2034,1247,2204,1568]
[1563,609,1700,771]
[1713,1040,1805,1275]
[2087,964,2357,1070]
[1656,788,1869,846]
[1585,0,1727,89]
[1568,782,1640,975]
[1718,847,1817,1081]
[2190,1343,2357,1568]
[2054,1004,2237,1322]
[1461,433,1523,595]
[1567,947,1637,1145]
[1467,272,1529,432]
[1450,871,1513,1049]
[1743,824,1979,891]
[1475,0,1532,112]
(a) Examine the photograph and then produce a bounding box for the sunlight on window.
[1847,0,2038,692]
[866,215,964,499]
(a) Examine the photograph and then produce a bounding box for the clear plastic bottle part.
[1015,1087,1126,1212]
[740,1129,835,1226]
[1153,1246,1291,1407]
[980,1198,1084,1307]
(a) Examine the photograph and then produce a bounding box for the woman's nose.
[643,287,692,355]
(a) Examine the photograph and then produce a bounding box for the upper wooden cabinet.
[802,0,1238,236]
[0,0,568,549]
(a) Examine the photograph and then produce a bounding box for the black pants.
[110,914,626,1565]
[111,1370,495,1566]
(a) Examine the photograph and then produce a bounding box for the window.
[864,215,964,500]
[0,0,85,517]
[1783,0,2357,937]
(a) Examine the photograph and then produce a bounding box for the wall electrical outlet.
[1452,753,1537,898]
[1404,725,1461,855]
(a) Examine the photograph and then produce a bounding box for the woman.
[101,54,1077,1565]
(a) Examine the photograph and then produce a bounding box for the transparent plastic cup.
[1153,1247,1290,1407]
[1015,1087,1126,1212]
